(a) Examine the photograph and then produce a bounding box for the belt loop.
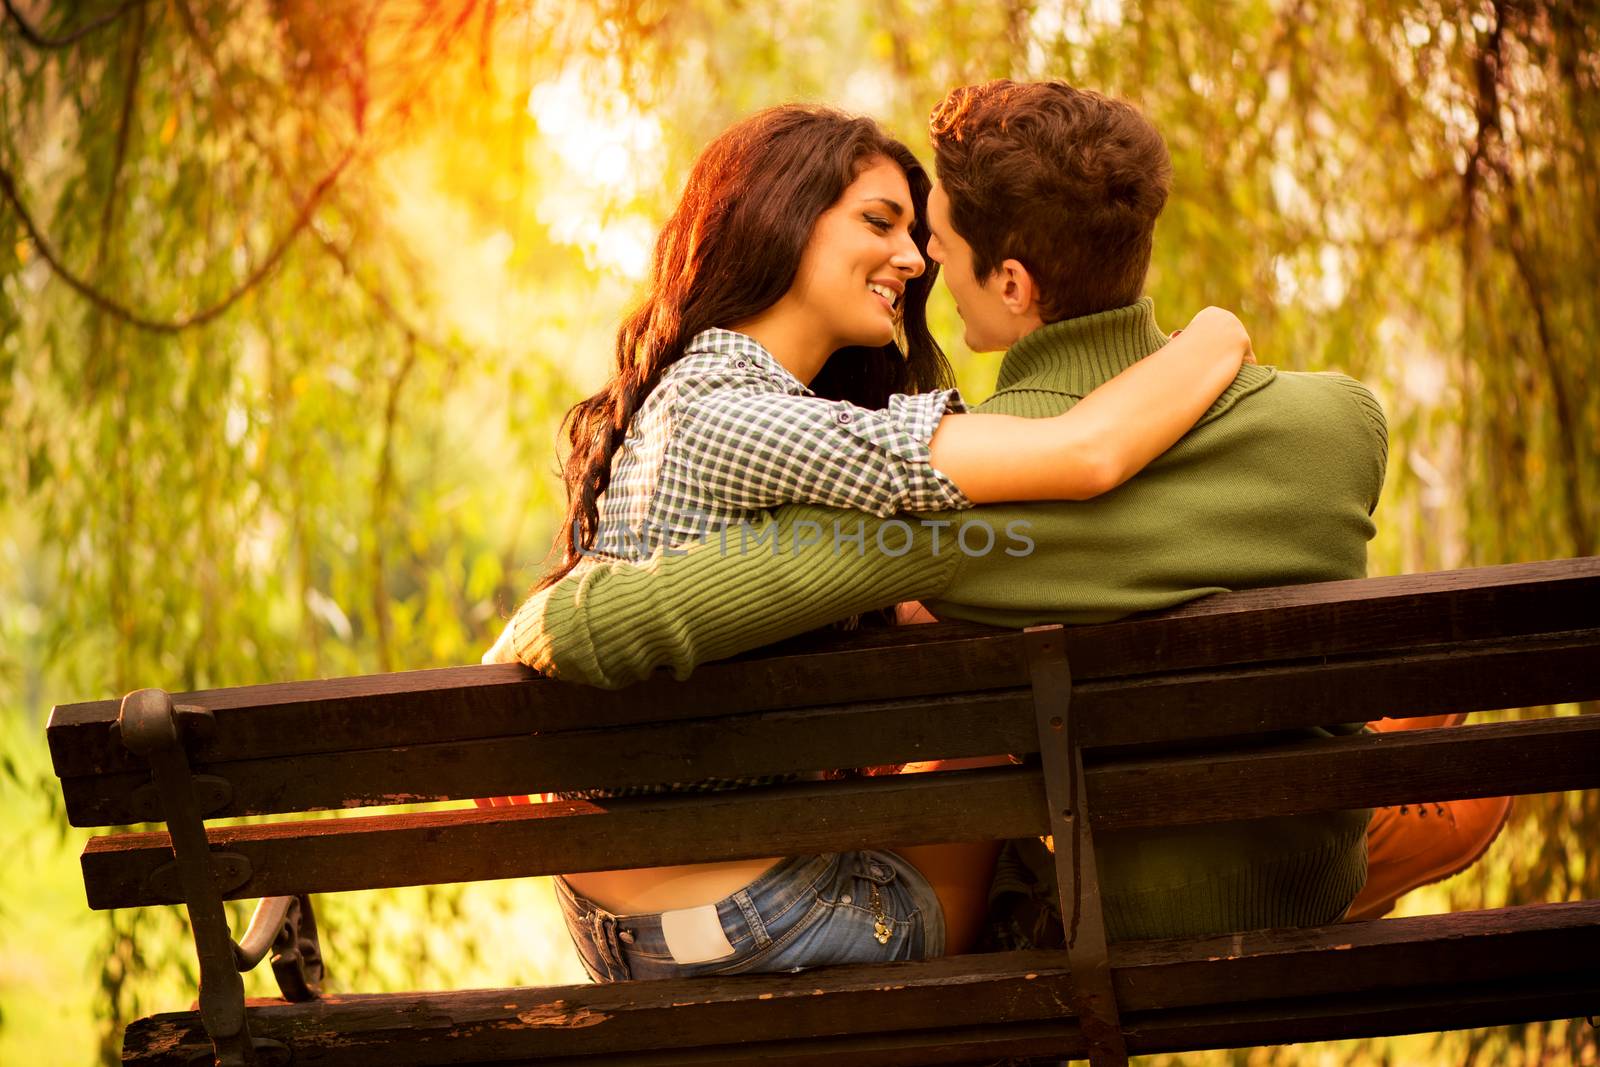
[589,908,632,981]
[732,890,771,949]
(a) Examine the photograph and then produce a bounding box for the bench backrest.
[48,557,1600,912]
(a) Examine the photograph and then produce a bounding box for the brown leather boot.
[1347,711,1513,921]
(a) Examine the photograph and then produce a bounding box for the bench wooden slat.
[1057,555,1600,678]
[56,626,1600,827]
[120,982,1600,1067]
[81,769,1052,909]
[60,690,1038,827]
[1118,979,1600,1067]
[1074,627,1600,749]
[80,713,1600,909]
[1093,713,1600,829]
[47,558,1600,783]
[45,635,1032,779]
[118,901,1600,1066]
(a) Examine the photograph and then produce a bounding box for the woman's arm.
[928,306,1252,503]
[674,307,1246,518]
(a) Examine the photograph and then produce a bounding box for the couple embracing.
[484,80,1509,983]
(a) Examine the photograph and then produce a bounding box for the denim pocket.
[690,901,832,976]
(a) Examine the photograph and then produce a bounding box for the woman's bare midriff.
[564,858,785,915]
[566,845,1000,955]
[563,757,1007,956]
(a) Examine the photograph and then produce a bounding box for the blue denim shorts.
[555,851,946,982]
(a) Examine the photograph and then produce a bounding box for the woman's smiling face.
[783,155,927,353]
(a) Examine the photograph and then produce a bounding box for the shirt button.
[734,359,747,369]
[839,893,852,904]
[836,411,852,424]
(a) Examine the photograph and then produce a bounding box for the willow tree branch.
[2,0,151,49]
[93,0,148,275]
[369,333,419,674]
[0,146,354,334]
[175,0,448,350]
[313,226,459,351]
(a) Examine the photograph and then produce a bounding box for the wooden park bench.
[48,556,1600,1066]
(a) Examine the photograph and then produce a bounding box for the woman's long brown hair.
[539,105,953,590]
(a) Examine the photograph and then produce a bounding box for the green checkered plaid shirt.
[589,328,970,562]
[568,327,969,799]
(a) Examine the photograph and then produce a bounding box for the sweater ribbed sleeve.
[511,510,965,688]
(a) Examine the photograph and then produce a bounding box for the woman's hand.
[1179,305,1254,365]
[482,620,520,664]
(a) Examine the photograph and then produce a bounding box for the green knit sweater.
[511,298,1389,940]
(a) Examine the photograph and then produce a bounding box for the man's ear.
[997,259,1046,328]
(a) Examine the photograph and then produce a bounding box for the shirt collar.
[686,328,812,395]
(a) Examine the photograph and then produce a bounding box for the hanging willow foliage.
[3,1,1595,1063]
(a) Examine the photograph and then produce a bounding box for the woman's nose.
[892,235,925,279]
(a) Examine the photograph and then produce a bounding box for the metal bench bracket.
[131,775,233,823]
[148,852,252,903]
[119,688,266,1066]
[1025,626,1129,1067]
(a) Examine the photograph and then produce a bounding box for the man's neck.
[994,297,1169,397]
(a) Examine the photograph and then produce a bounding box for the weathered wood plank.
[119,983,1600,1066]
[119,902,1600,1066]
[60,691,1038,826]
[45,634,1031,779]
[1057,555,1600,679]
[49,559,1600,782]
[81,769,1051,909]
[80,712,1600,908]
[58,627,1600,826]
[1112,897,1600,1006]
[753,558,1600,686]
[1090,713,1600,829]
[1071,628,1600,749]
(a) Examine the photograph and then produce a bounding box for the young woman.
[486,104,1252,982]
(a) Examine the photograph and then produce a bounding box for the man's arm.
[494,509,966,688]
[490,497,1235,687]
[490,373,1389,687]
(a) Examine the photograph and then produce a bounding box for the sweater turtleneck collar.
[994,297,1171,397]
[993,297,1274,419]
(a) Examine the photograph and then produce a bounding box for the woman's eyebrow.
[862,196,914,227]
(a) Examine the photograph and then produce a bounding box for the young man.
[490,80,1506,936]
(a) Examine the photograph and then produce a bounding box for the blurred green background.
[2,1,1595,1063]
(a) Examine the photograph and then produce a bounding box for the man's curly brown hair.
[928,80,1172,323]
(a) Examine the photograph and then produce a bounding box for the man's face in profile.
[925,183,1017,353]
